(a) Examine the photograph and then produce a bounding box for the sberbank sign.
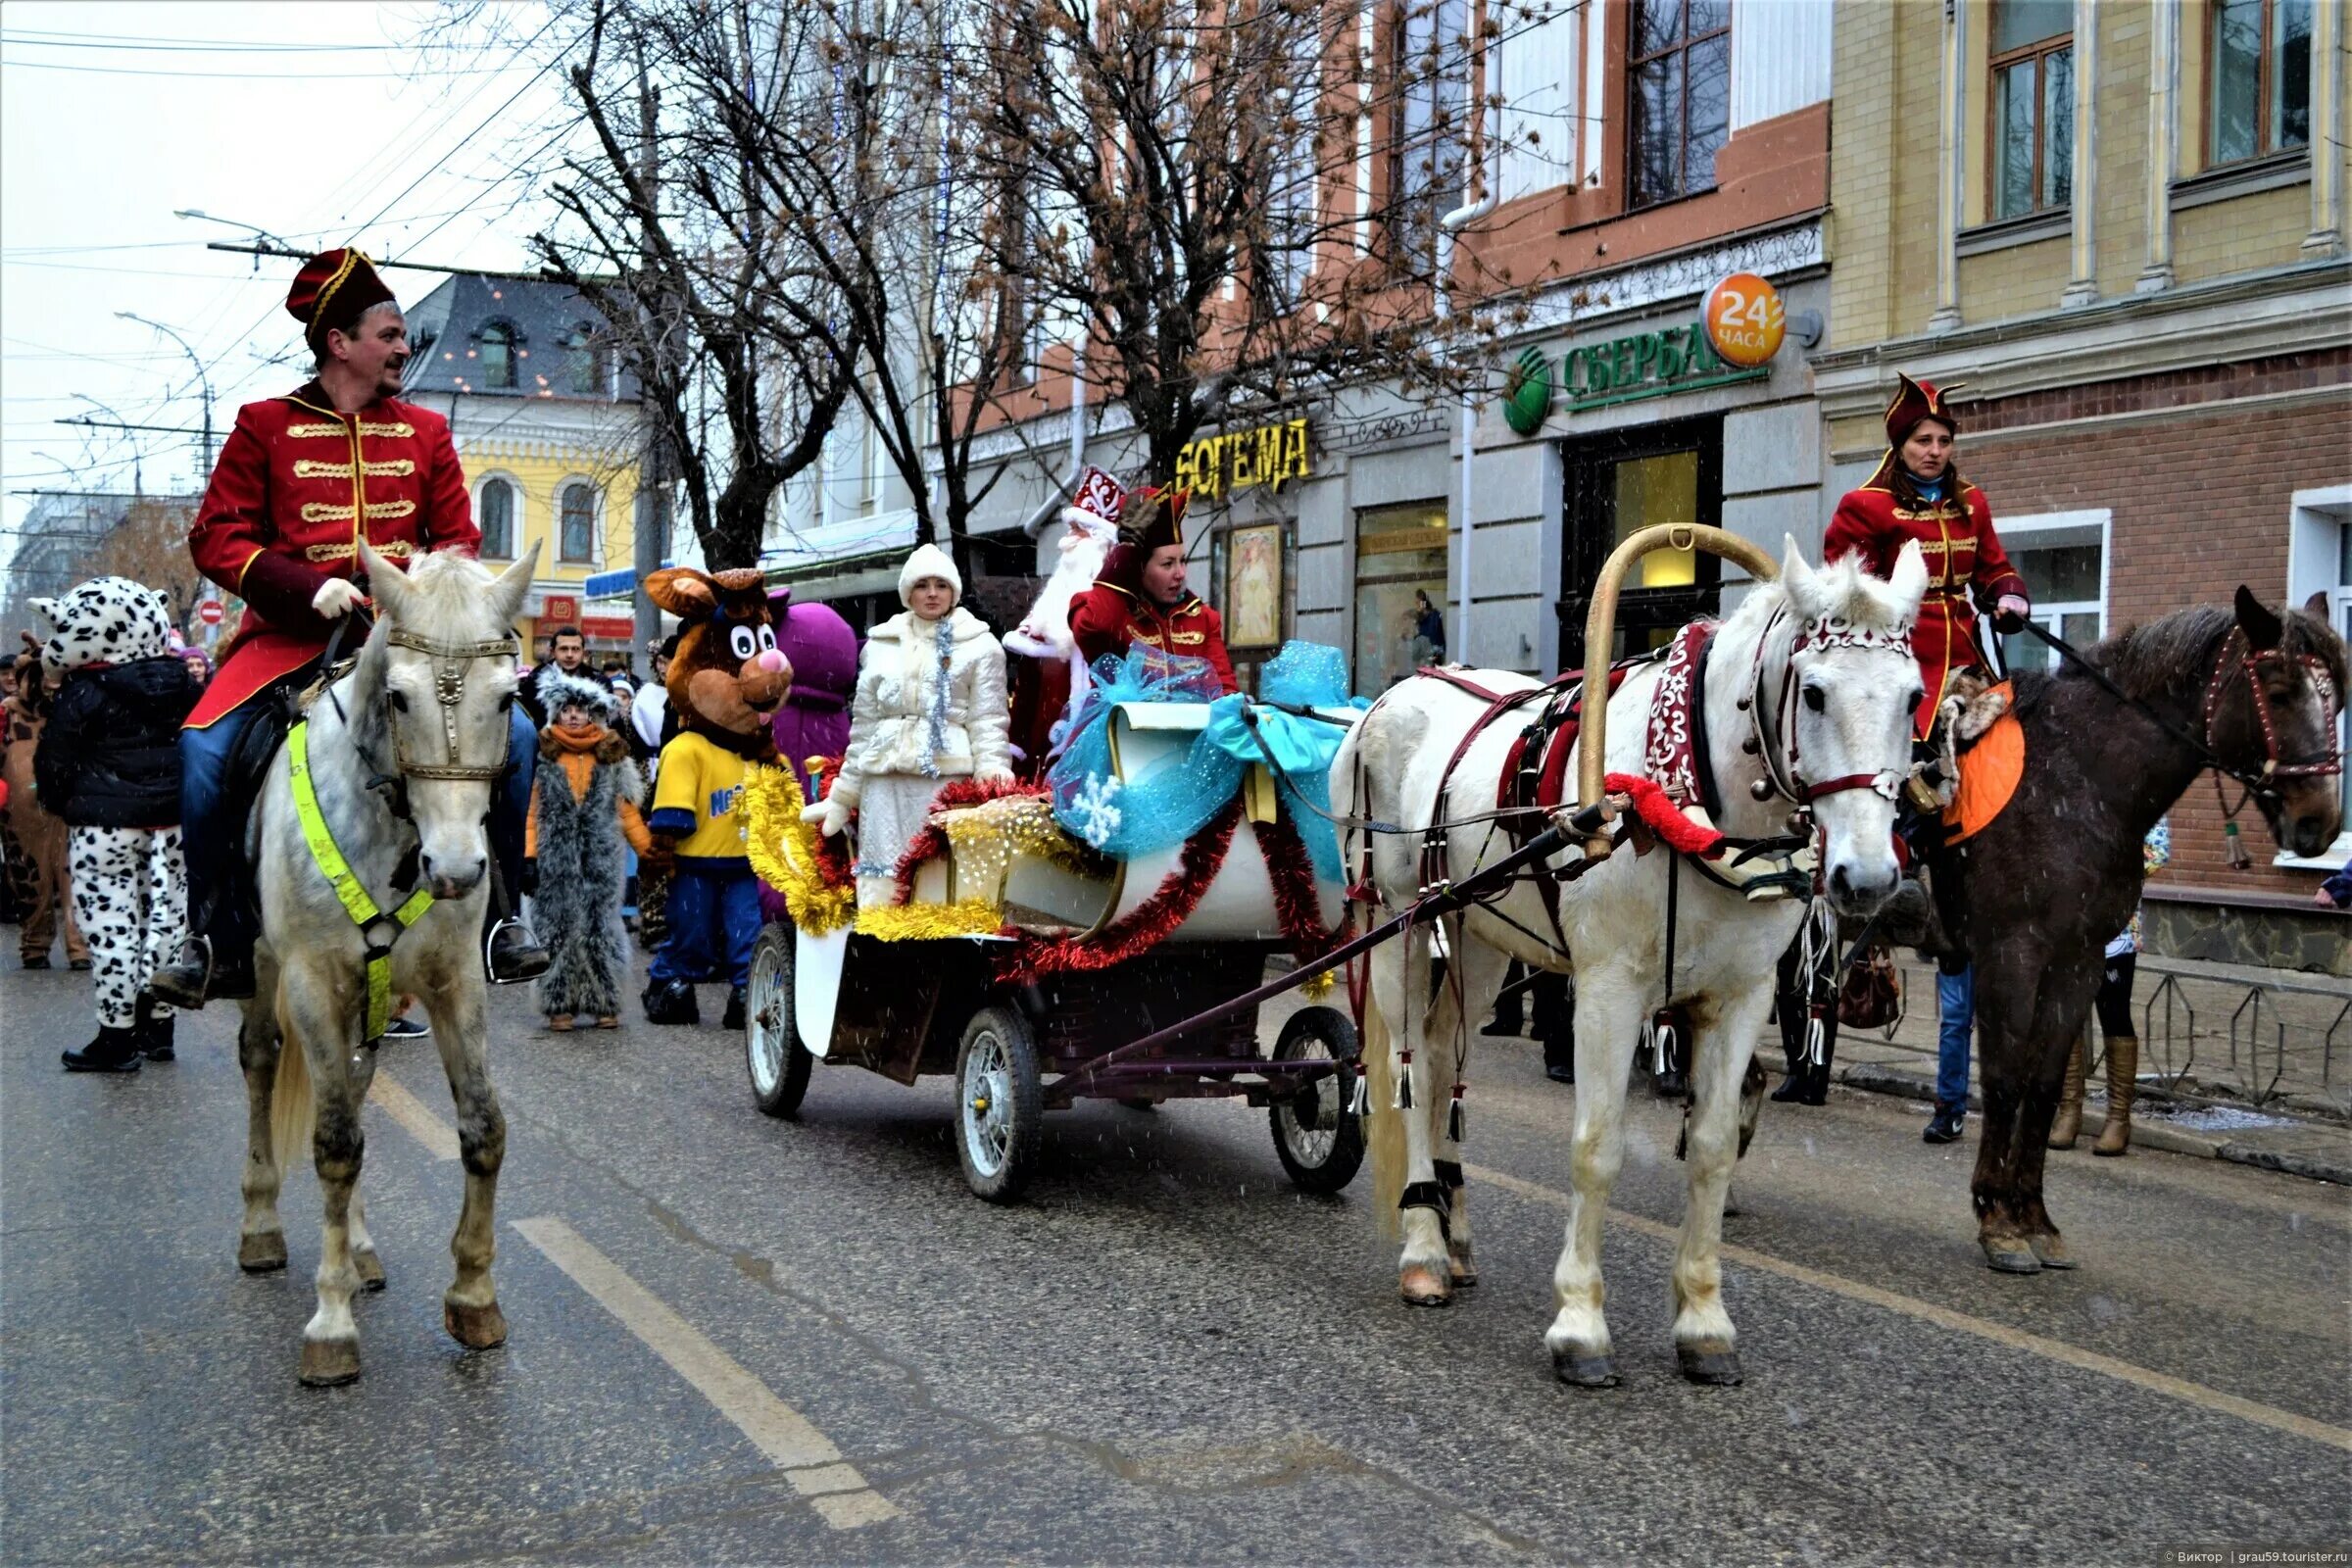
[1499,319,1770,436]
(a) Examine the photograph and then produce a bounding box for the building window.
[1989,0,2074,220]
[559,482,597,564]
[1353,502,1449,697]
[1627,0,1730,209]
[1386,0,1469,261]
[479,321,517,390]
[2210,0,2311,167]
[564,323,608,397]
[1993,512,2107,676]
[478,478,515,559]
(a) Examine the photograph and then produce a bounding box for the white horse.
[235,541,539,1386]
[1334,536,1927,1387]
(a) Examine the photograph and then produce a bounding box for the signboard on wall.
[1495,318,1770,434]
[579,614,635,641]
[541,594,579,626]
[1174,416,1313,501]
[1701,272,1788,368]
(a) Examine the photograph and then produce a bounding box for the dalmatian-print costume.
[31,577,192,1032]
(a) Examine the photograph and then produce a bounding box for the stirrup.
[150,935,215,1010]
[483,916,546,986]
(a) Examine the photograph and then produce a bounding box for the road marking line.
[368,1074,459,1161]
[1464,1162,2352,1455]
[512,1216,902,1529]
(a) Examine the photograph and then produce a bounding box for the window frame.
[1989,510,2110,678]
[477,319,518,391]
[1624,0,1733,212]
[1383,0,1470,264]
[1985,3,2075,221]
[2204,0,2312,171]
[557,480,598,565]
[476,475,519,561]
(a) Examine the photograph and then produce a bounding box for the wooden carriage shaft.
[1576,524,1780,854]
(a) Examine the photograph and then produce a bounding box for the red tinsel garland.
[1601,770,1726,858]
[1252,806,1346,969]
[995,799,1244,982]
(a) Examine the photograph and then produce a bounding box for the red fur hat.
[1885,372,1965,448]
[287,248,396,353]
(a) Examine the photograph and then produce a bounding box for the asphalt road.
[3,954,2347,1566]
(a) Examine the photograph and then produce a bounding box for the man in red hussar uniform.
[1068,484,1240,693]
[150,248,546,1008]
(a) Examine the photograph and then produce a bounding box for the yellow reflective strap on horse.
[290,721,431,1041]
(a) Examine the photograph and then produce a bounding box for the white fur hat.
[898,542,962,608]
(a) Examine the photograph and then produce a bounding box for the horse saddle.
[1941,677,2024,847]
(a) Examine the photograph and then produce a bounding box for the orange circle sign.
[1703,272,1787,368]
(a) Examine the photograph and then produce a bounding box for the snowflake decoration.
[1067,773,1124,851]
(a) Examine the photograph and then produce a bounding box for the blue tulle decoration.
[1048,640,1365,880]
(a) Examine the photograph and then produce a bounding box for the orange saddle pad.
[1945,683,2024,846]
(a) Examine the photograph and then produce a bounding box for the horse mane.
[2087,602,2348,705]
[391,550,506,641]
[1724,550,1915,643]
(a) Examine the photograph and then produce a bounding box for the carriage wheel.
[956,1006,1043,1202]
[1268,1006,1366,1195]
[745,923,812,1119]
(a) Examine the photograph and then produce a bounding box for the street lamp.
[115,311,214,476]
[174,208,296,269]
[72,394,143,495]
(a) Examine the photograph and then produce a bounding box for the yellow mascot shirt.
[649,731,751,862]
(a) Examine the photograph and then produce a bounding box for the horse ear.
[1779,534,1823,617]
[1886,540,1930,619]
[2306,590,2331,624]
[645,567,716,617]
[2234,585,2283,652]
[488,541,541,627]
[360,541,411,623]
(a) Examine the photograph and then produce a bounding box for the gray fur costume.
[532,671,644,1020]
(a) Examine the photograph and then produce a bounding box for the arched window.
[564,323,607,397]
[479,321,516,390]
[478,478,515,559]
[559,482,598,564]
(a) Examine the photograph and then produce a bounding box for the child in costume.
[3,643,87,971]
[31,577,200,1071]
[525,671,653,1032]
[639,566,792,1030]
[807,544,1012,908]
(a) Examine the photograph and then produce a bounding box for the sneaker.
[1922,1105,1966,1144]
[381,1015,431,1041]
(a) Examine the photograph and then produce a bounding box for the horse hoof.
[1981,1237,2043,1275]
[2028,1233,2077,1270]
[444,1298,509,1349]
[1677,1342,1745,1386]
[237,1231,287,1274]
[298,1337,362,1387]
[1398,1266,1452,1307]
[1551,1348,1619,1389]
[355,1250,386,1291]
[1447,1252,1480,1289]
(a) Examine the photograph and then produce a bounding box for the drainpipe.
[1436,29,1502,666]
[1020,337,1090,540]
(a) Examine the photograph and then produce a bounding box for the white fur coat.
[832,607,1011,805]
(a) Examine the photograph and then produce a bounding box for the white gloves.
[802,796,854,839]
[312,578,366,618]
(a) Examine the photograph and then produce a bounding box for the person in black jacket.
[30,577,199,1072]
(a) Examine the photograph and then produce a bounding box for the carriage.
[739,688,1372,1201]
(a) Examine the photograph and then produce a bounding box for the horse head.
[1776,534,1929,917]
[2210,587,2347,860]
[353,539,540,900]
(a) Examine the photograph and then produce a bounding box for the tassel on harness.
[1396,1049,1415,1111]
[1347,1072,1370,1117]
[1447,1086,1466,1144]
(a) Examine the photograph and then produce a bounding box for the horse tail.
[1359,994,1406,1240]
[270,995,316,1178]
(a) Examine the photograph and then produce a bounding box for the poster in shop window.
[1225,523,1284,649]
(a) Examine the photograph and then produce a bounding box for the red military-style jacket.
[1069,580,1240,694]
[185,384,478,728]
[1824,454,2027,738]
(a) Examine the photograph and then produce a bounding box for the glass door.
[1352,501,1449,697]
[1557,416,1723,668]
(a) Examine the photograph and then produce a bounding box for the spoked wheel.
[956,1005,1043,1202]
[745,923,811,1119]
[1268,1006,1366,1195]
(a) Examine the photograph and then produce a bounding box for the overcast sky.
[1,1,571,570]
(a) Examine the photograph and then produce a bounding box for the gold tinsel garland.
[742,763,857,936]
[854,897,1004,941]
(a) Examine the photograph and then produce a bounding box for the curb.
[1826,1060,2352,1182]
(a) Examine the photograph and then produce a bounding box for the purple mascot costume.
[760,588,859,923]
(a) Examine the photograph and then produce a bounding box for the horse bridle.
[1746,606,1912,812]
[2199,627,2344,789]
[379,628,523,787]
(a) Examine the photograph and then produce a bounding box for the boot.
[137,993,175,1061]
[2047,1031,2087,1150]
[722,985,748,1032]
[62,1025,143,1073]
[641,977,700,1026]
[151,932,254,1009]
[2094,1034,2138,1156]
[485,916,552,986]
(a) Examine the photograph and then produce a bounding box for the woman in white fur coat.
[807,543,1012,906]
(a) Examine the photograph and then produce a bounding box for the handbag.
[1838,942,1902,1032]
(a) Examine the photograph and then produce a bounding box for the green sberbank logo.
[1495,318,1771,435]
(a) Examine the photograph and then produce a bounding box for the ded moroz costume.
[151,248,545,1009]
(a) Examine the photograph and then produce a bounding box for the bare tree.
[81,499,206,635]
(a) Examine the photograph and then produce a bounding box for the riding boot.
[641,977,700,1026]
[481,858,551,986]
[2094,1034,2139,1155]
[2047,1030,2088,1150]
[1485,962,1527,1037]
[62,1024,142,1073]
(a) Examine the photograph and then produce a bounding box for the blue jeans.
[650,859,760,988]
[180,696,536,960]
[1936,963,1975,1112]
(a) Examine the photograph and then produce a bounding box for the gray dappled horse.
[236,541,538,1385]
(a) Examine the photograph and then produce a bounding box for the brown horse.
[1947,588,2344,1273]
